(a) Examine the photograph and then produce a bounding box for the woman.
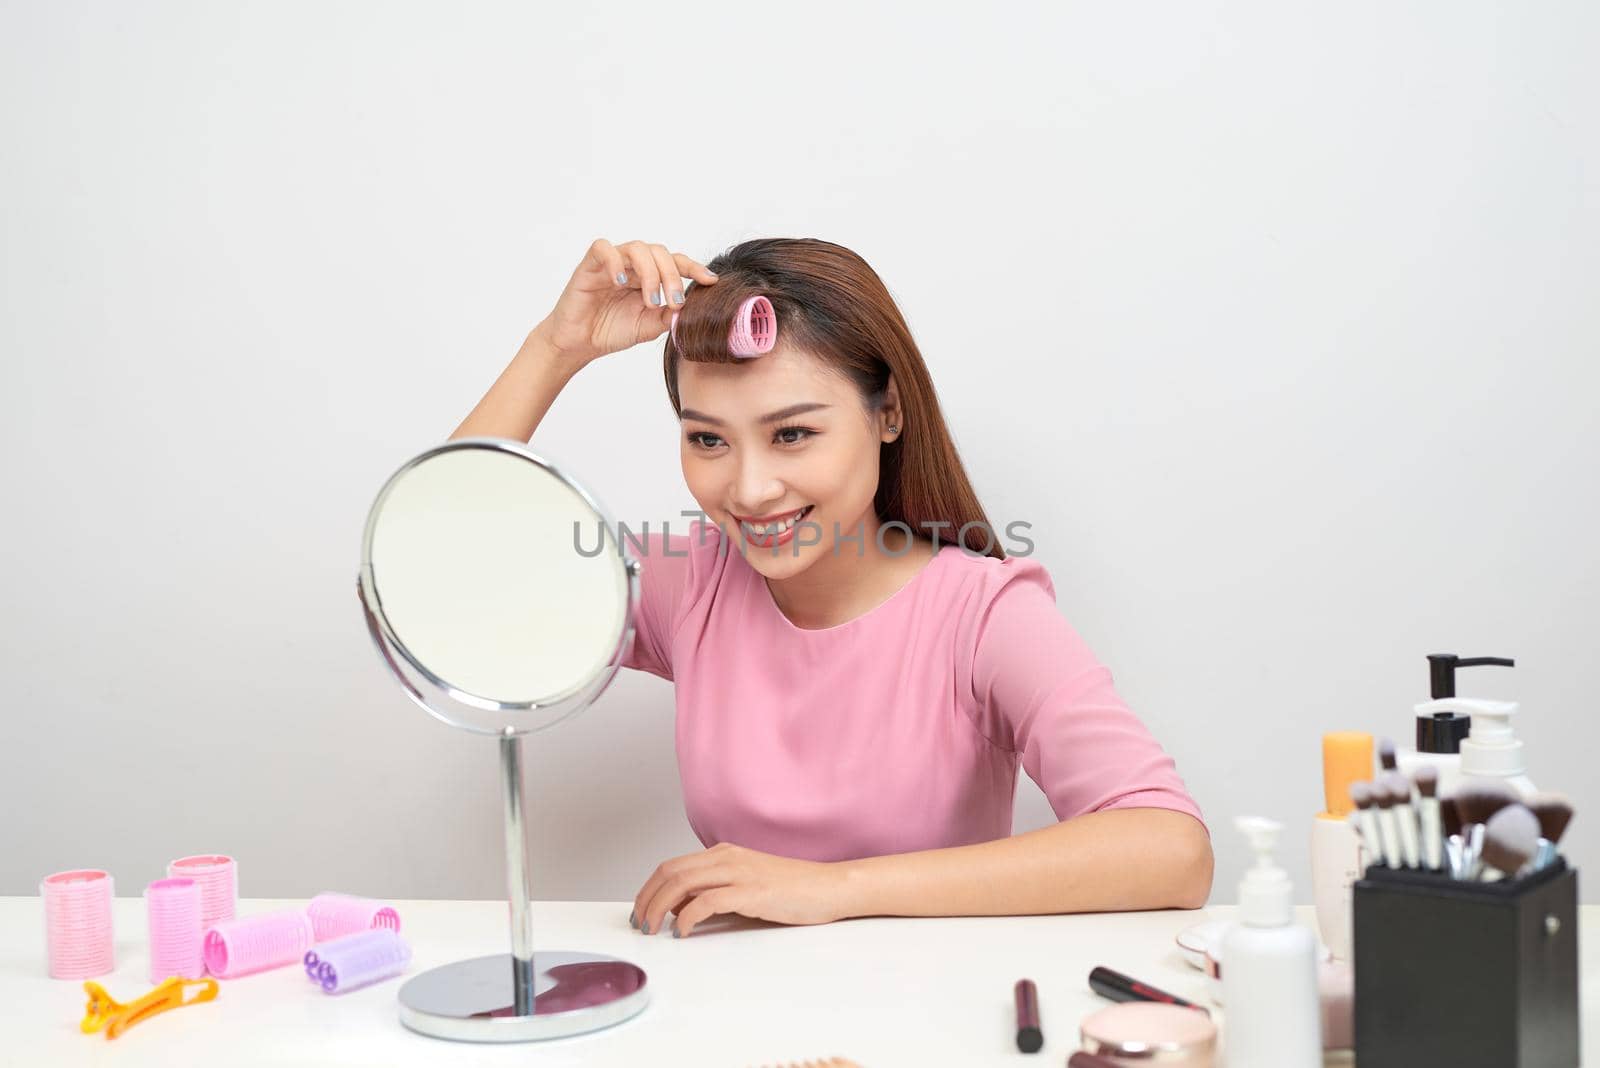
[451,237,1212,939]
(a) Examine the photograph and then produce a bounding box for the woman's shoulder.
[621,517,738,602]
[934,539,1057,607]
[618,518,736,679]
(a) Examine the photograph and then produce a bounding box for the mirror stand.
[358,438,650,1043]
[395,728,649,1042]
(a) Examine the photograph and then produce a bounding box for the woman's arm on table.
[836,806,1213,918]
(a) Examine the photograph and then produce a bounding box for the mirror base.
[397,951,649,1042]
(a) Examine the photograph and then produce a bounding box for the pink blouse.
[620,520,1205,862]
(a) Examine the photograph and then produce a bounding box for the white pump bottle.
[1220,817,1322,1068]
[1452,698,1537,798]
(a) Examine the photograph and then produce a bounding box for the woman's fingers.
[636,861,730,935]
[673,252,719,287]
[648,243,686,307]
[649,882,706,934]
[584,240,716,310]
[620,241,663,310]
[601,241,719,297]
[640,871,714,934]
[671,885,740,938]
[585,238,627,288]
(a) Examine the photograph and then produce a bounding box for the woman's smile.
[736,505,814,546]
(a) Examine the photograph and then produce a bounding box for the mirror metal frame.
[357,436,642,737]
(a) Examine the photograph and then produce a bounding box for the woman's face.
[677,343,894,578]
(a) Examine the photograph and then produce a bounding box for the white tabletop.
[4,898,1596,1067]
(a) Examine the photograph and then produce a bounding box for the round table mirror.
[356,437,649,1042]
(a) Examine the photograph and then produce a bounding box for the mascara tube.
[1015,978,1043,1052]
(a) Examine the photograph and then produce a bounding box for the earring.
[888,425,899,435]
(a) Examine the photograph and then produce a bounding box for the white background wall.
[3,1,1596,908]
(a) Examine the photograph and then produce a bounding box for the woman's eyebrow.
[679,402,832,426]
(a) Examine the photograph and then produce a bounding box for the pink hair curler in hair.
[305,892,401,943]
[303,928,413,994]
[167,855,236,929]
[41,869,115,979]
[145,877,206,984]
[203,909,314,978]
[671,293,778,358]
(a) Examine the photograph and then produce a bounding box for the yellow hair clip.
[81,976,218,1040]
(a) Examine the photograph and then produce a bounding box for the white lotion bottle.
[1454,698,1537,798]
[1221,816,1322,1068]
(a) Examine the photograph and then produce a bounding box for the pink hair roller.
[670,293,777,358]
[203,908,314,978]
[302,928,413,994]
[167,854,236,929]
[305,892,401,942]
[41,869,115,979]
[146,877,206,984]
[729,294,777,356]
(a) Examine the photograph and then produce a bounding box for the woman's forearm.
[834,807,1213,920]
[448,323,585,443]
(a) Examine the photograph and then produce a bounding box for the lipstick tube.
[1088,966,1209,1014]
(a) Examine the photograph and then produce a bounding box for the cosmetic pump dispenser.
[1396,653,1515,797]
[1221,816,1322,1068]
[1454,698,1537,798]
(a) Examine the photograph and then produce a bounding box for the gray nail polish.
[616,272,627,284]
[629,910,637,929]
[672,923,681,939]
[651,292,663,306]
[671,291,683,304]
[639,919,649,934]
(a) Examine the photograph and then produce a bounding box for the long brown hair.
[663,238,1005,559]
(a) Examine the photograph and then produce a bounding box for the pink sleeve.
[965,558,1207,833]
[617,520,711,682]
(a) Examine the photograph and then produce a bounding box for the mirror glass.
[360,441,633,734]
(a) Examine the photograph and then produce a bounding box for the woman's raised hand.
[532,238,719,367]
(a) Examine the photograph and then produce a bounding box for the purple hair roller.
[301,928,412,994]
[670,293,778,358]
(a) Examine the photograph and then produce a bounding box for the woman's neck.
[763,511,937,630]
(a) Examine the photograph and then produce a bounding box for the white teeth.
[742,507,807,538]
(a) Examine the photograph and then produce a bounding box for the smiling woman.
[663,239,1015,631]
[450,236,1212,941]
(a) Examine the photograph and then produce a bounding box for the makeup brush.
[1348,781,1383,867]
[1373,780,1403,868]
[1441,789,1463,838]
[1382,771,1421,868]
[1440,789,1466,878]
[1376,738,1416,807]
[1452,780,1520,880]
[1526,792,1574,872]
[1479,804,1541,881]
[1414,766,1443,872]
